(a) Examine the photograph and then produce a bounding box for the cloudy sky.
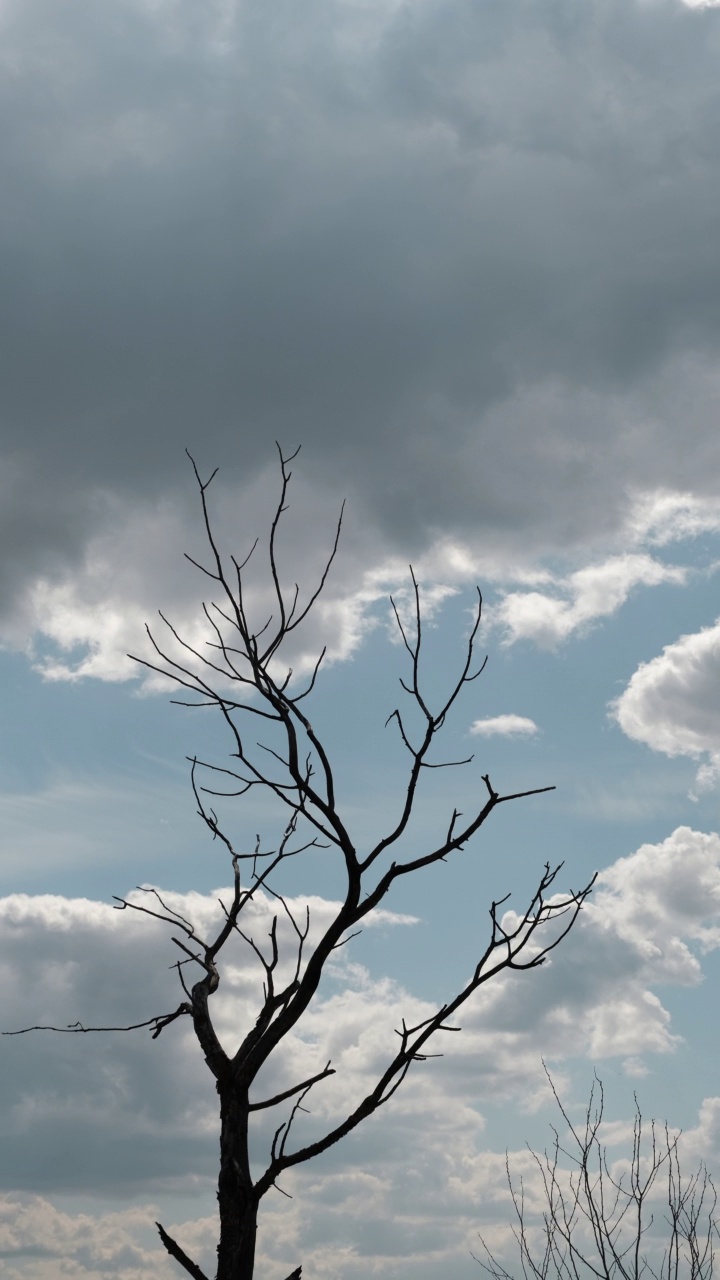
[3,0,720,1276]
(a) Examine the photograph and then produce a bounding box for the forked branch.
[254,865,595,1196]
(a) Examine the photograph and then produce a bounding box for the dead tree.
[476,1068,719,1280]
[7,447,595,1280]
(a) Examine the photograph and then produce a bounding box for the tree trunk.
[216,1082,258,1280]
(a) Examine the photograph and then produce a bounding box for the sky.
[2,0,720,1276]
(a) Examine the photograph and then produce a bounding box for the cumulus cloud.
[625,489,720,548]
[0,886,420,1198]
[8,479,706,685]
[612,619,720,793]
[443,825,720,1086]
[0,1195,177,1277]
[679,1094,720,1175]
[494,554,687,648]
[14,468,384,687]
[595,825,720,963]
[2,824,720,1274]
[469,715,539,737]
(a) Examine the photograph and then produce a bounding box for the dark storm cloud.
[2,0,720,619]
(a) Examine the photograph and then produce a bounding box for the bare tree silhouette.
[7,448,595,1280]
[477,1068,718,1280]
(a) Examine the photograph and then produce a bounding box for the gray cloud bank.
[2,0,720,639]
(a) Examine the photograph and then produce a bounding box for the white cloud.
[454,826,720,1082]
[624,488,720,548]
[17,492,205,686]
[612,619,720,793]
[0,1194,179,1278]
[14,488,703,686]
[463,486,720,653]
[469,715,539,738]
[2,819,712,1162]
[495,554,687,649]
[2,823,720,1275]
[679,1095,720,1174]
[12,473,391,689]
[10,1075,720,1280]
[593,826,720,958]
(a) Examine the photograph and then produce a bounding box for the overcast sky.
[3,1,720,1277]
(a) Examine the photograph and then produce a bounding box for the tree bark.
[216,1082,258,1280]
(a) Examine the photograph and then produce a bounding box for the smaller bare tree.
[476,1069,719,1280]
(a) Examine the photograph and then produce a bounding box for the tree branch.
[254,863,595,1196]
[156,1221,210,1280]
[249,1063,336,1111]
[3,1006,191,1038]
